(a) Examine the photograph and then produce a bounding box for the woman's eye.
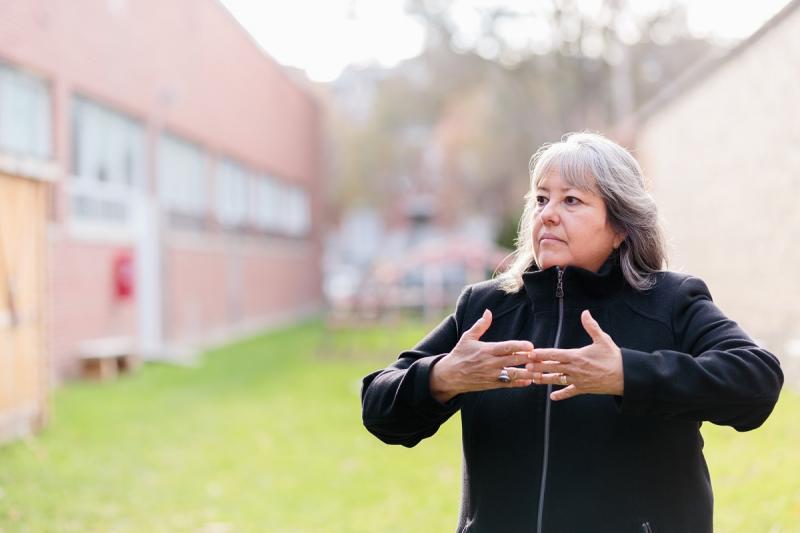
[564,196,581,206]
[535,195,548,206]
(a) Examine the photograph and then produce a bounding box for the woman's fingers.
[525,361,569,374]
[580,309,607,344]
[497,366,535,384]
[463,309,493,340]
[530,348,574,363]
[498,352,535,368]
[486,340,533,356]
[529,371,572,386]
[551,384,579,401]
[477,310,621,398]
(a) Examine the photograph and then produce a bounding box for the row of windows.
[0,62,312,238]
[213,158,310,235]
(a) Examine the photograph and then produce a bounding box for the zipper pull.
[556,268,564,298]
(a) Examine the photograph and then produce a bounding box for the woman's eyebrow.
[537,185,581,192]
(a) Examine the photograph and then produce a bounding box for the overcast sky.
[218,0,793,82]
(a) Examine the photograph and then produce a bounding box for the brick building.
[634,0,800,382]
[0,0,323,383]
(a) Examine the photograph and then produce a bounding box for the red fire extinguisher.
[112,250,134,301]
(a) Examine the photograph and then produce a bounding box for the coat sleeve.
[619,276,783,431]
[360,286,472,447]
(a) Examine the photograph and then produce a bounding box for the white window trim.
[67,174,142,243]
[0,151,59,182]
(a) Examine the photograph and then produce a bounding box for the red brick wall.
[0,0,323,379]
[162,237,321,346]
[47,239,138,377]
[163,243,229,344]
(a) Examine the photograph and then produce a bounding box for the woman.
[361,132,784,533]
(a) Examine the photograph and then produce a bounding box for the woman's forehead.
[534,158,597,192]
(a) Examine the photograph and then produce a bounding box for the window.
[215,159,249,228]
[158,133,208,226]
[284,185,311,237]
[249,174,287,232]
[214,159,311,237]
[70,96,146,229]
[252,176,310,237]
[271,182,310,237]
[248,175,270,231]
[263,176,283,232]
[0,62,52,159]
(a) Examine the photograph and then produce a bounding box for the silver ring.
[498,368,511,383]
[559,374,568,386]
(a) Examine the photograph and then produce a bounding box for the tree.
[325,0,719,234]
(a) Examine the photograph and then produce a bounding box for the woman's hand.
[429,309,535,403]
[526,310,624,401]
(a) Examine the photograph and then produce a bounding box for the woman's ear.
[613,232,627,250]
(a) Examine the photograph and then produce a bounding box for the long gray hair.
[497,132,666,293]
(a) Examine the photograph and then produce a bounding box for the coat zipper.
[536,268,564,533]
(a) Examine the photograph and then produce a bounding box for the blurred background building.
[0,0,323,430]
[317,0,798,383]
[634,0,800,381]
[1,0,797,442]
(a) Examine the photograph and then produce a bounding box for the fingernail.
[482,309,490,319]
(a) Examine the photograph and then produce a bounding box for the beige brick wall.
[636,5,800,384]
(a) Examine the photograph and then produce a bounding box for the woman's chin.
[538,256,566,270]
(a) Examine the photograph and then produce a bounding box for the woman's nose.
[539,201,559,225]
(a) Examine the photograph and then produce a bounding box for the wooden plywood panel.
[0,172,48,440]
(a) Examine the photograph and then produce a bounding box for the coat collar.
[521,253,625,311]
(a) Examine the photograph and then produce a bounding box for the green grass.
[703,395,800,532]
[0,319,797,532]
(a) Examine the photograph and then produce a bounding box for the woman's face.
[532,169,625,272]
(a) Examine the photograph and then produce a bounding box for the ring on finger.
[498,368,511,383]
[559,373,568,386]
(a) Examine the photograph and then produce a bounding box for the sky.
[219,0,794,82]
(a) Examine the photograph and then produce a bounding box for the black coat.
[361,260,783,533]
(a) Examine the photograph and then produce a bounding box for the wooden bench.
[78,337,140,381]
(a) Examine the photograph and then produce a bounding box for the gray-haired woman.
[361,132,783,533]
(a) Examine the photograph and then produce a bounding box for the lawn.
[0,319,797,532]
